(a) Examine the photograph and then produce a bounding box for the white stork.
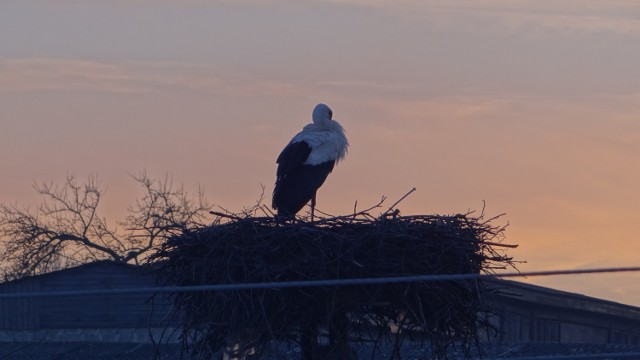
[272,103,348,219]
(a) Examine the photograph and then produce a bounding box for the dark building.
[0,261,175,343]
[0,261,639,359]
[484,279,640,345]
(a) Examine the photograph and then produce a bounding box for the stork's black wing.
[275,140,312,178]
[273,140,336,216]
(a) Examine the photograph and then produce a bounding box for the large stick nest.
[151,203,515,359]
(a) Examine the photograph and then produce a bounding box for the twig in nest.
[310,207,334,219]
[208,210,242,220]
[380,187,416,218]
[259,205,275,218]
[312,195,386,224]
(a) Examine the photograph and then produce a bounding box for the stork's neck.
[313,115,328,126]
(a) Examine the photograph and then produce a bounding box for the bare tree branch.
[0,173,212,280]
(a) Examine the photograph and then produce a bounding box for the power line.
[0,266,639,299]
[491,352,640,360]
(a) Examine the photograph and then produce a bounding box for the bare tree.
[0,172,212,281]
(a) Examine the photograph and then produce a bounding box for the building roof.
[0,260,173,332]
[487,279,640,322]
[0,260,151,286]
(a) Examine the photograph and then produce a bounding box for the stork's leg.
[310,193,317,222]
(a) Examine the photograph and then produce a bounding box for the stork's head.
[312,103,333,124]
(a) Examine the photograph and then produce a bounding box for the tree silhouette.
[0,172,211,280]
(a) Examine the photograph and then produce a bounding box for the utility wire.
[490,352,640,360]
[0,266,639,299]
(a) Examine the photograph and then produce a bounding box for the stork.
[272,103,348,219]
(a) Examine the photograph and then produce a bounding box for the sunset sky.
[1,1,639,305]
